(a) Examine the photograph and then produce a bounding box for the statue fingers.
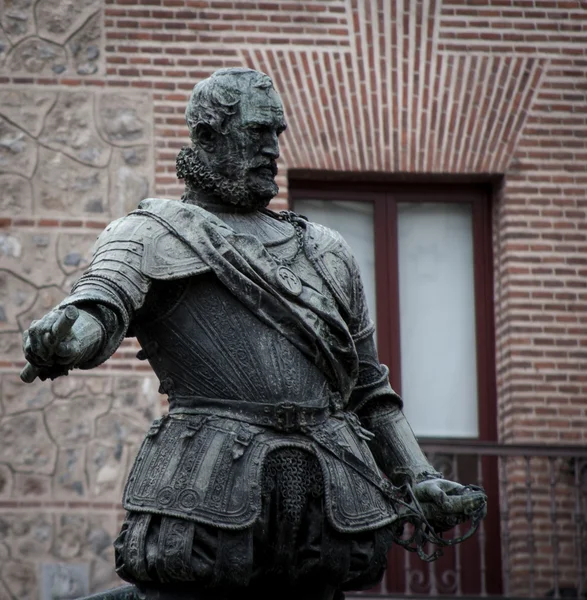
[25,328,54,366]
[23,334,35,365]
[437,479,466,494]
[25,313,60,356]
[37,364,70,381]
[25,309,75,366]
[461,490,487,516]
[443,490,486,516]
[31,310,60,335]
[418,501,462,531]
[416,481,452,511]
[53,338,82,365]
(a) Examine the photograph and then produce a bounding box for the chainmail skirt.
[114,447,393,593]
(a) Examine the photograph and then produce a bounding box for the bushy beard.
[176,146,278,210]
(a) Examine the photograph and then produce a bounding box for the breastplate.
[133,272,331,407]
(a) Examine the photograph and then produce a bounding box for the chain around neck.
[266,210,305,266]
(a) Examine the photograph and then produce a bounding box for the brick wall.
[0,0,586,597]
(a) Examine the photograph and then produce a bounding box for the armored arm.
[357,397,442,485]
[349,326,441,485]
[342,245,486,534]
[59,215,152,368]
[23,215,153,378]
[352,331,487,532]
[338,243,441,484]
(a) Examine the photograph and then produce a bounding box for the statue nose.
[262,146,279,160]
[261,132,280,159]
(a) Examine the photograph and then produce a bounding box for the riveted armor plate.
[124,415,267,528]
[124,412,398,533]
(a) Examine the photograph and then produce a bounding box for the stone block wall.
[0,0,586,597]
[0,2,162,597]
[0,374,160,599]
[1,0,103,78]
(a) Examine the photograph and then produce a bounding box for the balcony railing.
[350,441,587,599]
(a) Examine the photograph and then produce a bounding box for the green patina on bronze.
[22,68,486,600]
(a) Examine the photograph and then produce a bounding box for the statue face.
[212,85,287,204]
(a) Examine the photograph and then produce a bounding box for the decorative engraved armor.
[22,67,486,598]
[62,198,400,534]
[123,412,398,533]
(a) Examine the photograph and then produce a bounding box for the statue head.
[177,67,287,210]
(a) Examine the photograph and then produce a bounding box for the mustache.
[250,160,278,176]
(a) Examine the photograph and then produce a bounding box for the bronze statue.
[22,68,486,600]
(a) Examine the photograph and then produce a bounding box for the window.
[291,183,497,442]
[292,182,501,595]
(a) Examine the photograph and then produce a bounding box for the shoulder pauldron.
[304,222,357,317]
[141,227,211,280]
[93,212,210,281]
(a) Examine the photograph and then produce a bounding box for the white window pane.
[398,202,479,438]
[295,199,377,328]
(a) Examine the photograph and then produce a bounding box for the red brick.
[85,221,109,229]
[3,4,584,594]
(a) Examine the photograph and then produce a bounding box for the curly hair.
[185,67,274,139]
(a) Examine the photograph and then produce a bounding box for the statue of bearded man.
[22,68,486,600]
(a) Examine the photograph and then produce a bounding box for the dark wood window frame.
[290,181,502,595]
[290,181,497,443]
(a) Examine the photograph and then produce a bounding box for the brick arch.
[241,1,548,175]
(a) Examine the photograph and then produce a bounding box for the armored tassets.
[22,68,486,600]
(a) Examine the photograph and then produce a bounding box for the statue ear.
[195,123,217,153]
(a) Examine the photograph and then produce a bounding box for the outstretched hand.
[412,478,487,531]
[22,307,86,381]
[23,309,81,367]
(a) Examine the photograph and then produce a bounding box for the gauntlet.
[358,397,487,561]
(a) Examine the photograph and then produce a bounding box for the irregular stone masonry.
[0,0,586,596]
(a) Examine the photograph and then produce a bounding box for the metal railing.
[351,441,587,599]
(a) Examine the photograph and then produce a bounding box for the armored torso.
[133,240,331,409]
[67,199,399,533]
